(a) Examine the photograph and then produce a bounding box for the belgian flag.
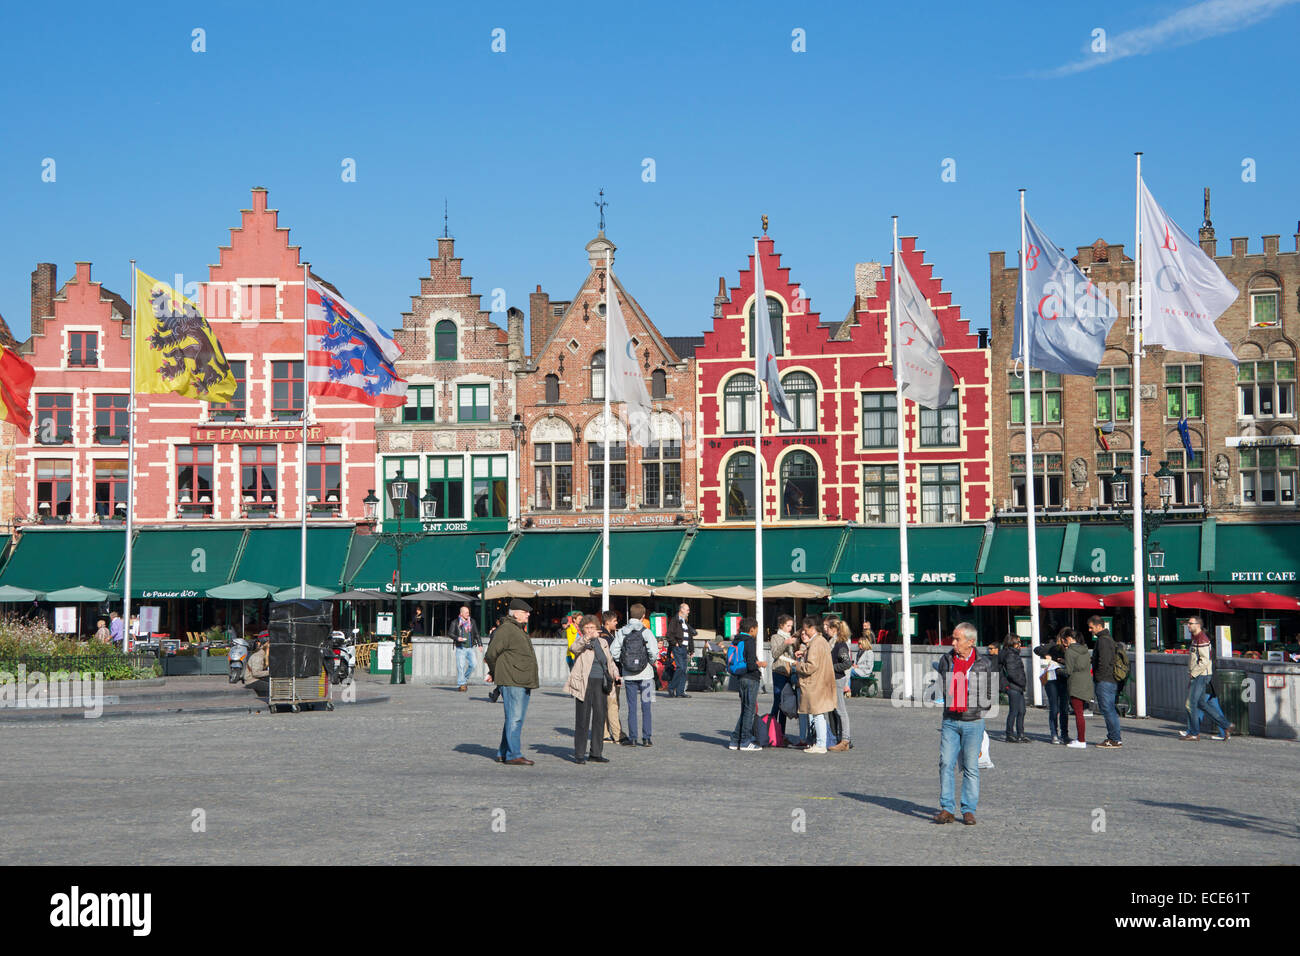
[0,342,35,432]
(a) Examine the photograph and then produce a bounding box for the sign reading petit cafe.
[192,425,325,443]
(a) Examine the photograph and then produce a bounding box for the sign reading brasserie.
[192,424,325,443]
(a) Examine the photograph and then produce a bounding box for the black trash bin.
[1216,669,1249,736]
[267,599,333,712]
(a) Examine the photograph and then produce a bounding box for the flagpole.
[301,261,309,599]
[1132,152,1147,718]
[124,260,136,652]
[1019,190,1043,705]
[753,238,766,674]
[602,252,611,613]
[892,218,913,701]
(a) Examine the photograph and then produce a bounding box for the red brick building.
[694,233,991,527]
[15,188,377,527]
[516,232,697,530]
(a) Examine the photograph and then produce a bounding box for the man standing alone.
[667,603,695,698]
[1088,615,1122,749]
[934,622,995,825]
[451,605,481,692]
[484,599,539,765]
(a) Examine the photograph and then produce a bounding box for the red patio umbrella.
[1100,590,1158,608]
[971,589,1031,607]
[1162,591,1231,613]
[1225,591,1300,611]
[1039,590,1105,609]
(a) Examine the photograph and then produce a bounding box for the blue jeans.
[1186,674,1229,736]
[1095,680,1122,742]
[770,672,790,726]
[625,679,653,740]
[497,686,530,761]
[455,646,476,686]
[939,718,984,815]
[730,676,760,747]
[1004,687,1025,738]
[1045,676,1071,742]
[669,646,690,696]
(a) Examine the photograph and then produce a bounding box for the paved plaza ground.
[0,679,1296,866]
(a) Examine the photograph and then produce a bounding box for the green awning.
[493,532,600,587]
[583,530,687,588]
[831,526,983,592]
[234,528,355,592]
[130,528,245,598]
[350,532,512,593]
[0,529,124,593]
[673,527,846,587]
[1212,523,1300,595]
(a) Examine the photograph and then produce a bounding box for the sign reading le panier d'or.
[192,425,325,443]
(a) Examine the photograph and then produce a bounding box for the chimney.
[31,263,56,331]
[1198,187,1216,256]
[1231,237,1248,257]
[507,306,524,362]
[977,329,989,349]
[713,277,728,319]
[529,284,550,358]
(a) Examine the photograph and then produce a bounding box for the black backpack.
[620,627,649,675]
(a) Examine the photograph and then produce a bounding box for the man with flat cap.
[484,598,540,765]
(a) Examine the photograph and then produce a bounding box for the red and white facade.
[15,189,378,526]
[694,234,991,527]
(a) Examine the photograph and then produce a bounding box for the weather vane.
[595,189,608,232]
[762,215,768,235]
[443,198,449,238]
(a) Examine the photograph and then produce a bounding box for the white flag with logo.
[892,253,954,409]
[605,275,653,445]
[753,244,793,423]
[1140,179,1238,363]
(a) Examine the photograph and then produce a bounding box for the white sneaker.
[1067,740,1087,749]
[727,744,739,751]
[740,744,762,752]
[978,759,995,769]
[804,745,828,754]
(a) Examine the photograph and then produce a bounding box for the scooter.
[229,634,251,683]
[329,631,355,685]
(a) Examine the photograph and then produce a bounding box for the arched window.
[591,351,605,401]
[780,450,817,519]
[748,295,785,358]
[779,371,817,432]
[651,368,667,399]
[434,320,457,361]
[724,373,756,434]
[544,374,560,404]
[725,453,755,521]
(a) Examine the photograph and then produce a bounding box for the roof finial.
[595,188,608,233]
[443,198,449,238]
[761,214,769,235]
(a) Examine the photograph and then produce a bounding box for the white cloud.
[1044,0,1300,77]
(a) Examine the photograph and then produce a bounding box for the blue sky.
[1,0,1297,342]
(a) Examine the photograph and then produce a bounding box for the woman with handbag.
[566,615,620,764]
[828,619,854,751]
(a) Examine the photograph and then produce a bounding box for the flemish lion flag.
[134,269,236,403]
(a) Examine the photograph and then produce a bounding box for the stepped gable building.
[15,188,379,526]
[988,192,1300,522]
[515,231,697,529]
[376,235,523,533]
[695,232,991,527]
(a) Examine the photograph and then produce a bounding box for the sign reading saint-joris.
[134,269,236,403]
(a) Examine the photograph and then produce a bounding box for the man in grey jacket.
[610,603,659,747]
[933,622,996,826]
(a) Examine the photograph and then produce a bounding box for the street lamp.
[476,541,491,637]
[1148,538,1165,649]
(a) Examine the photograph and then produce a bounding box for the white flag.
[893,253,954,409]
[605,275,653,445]
[753,244,793,423]
[1140,179,1238,363]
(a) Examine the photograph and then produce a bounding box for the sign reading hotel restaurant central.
[192,424,325,443]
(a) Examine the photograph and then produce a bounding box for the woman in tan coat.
[794,616,837,754]
[566,615,620,764]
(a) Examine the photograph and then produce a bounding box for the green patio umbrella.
[206,581,276,600]
[828,586,894,604]
[45,586,118,602]
[906,589,972,607]
[0,585,44,602]
[272,585,337,602]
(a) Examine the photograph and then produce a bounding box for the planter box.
[162,655,230,676]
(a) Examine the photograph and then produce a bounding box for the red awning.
[971,589,1031,607]
[1225,591,1300,611]
[1039,590,1105,609]
[1162,591,1231,613]
[1101,590,1158,608]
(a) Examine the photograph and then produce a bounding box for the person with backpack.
[727,617,767,751]
[610,603,659,747]
[1088,615,1123,749]
[997,634,1028,742]
[793,615,837,754]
